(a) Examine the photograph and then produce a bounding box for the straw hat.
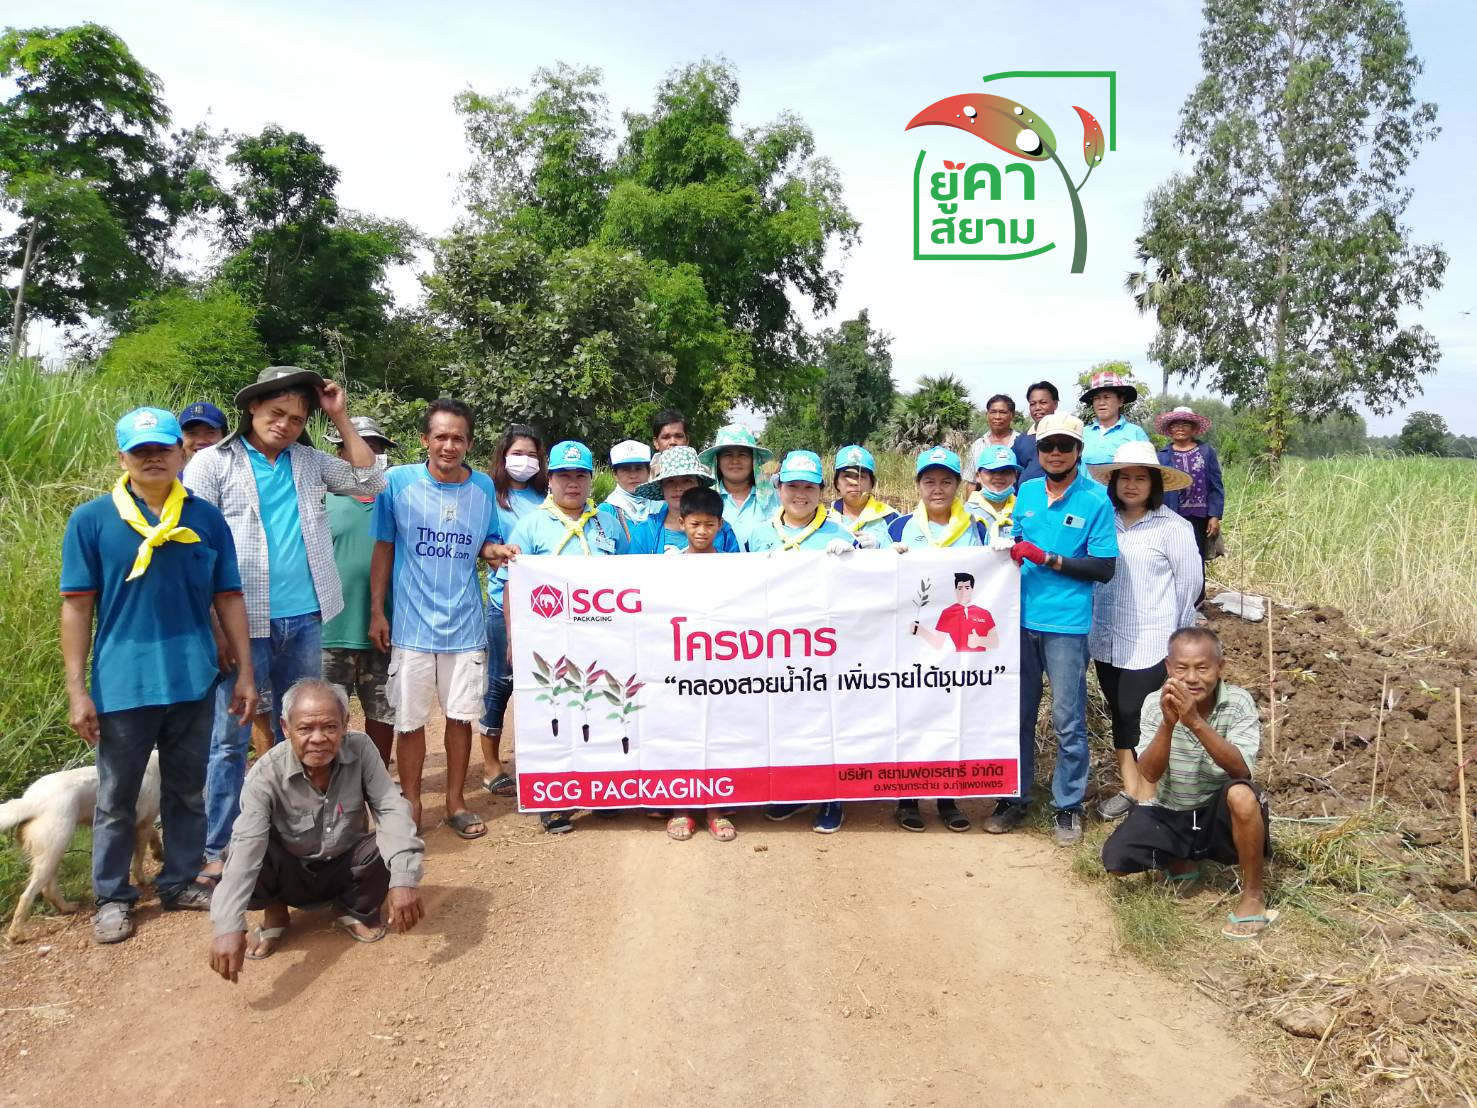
[1155,405,1212,437]
[1087,440,1192,491]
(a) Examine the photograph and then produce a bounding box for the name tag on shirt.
[592,531,615,554]
[1062,513,1086,529]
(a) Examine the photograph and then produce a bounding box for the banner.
[508,548,1021,810]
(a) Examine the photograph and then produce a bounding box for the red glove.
[1010,540,1048,567]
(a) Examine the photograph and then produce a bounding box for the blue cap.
[833,445,876,474]
[177,400,227,430]
[116,407,183,452]
[548,440,594,473]
[777,449,824,484]
[975,444,1022,472]
[914,445,962,478]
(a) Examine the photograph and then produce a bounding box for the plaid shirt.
[183,439,386,638]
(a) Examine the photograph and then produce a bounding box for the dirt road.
[0,741,1258,1107]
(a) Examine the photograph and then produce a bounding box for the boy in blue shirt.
[370,399,510,839]
[985,413,1118,845]
[627,446,742,554]
[60,408,257,944]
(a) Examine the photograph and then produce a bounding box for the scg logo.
[572,588,642,615]
[529,584,564,619]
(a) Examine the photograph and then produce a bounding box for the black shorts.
[1100,781,1270,873]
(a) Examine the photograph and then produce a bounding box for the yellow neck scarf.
[772,506,829,551]
[837,496,893,533]
[543,497,600,555]
[111,476,199,581]
[967,491,1015,531]
[910,498,974,547]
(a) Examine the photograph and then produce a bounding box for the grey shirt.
[210,731,424,936]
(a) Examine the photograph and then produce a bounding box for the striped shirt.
[1137,683,1260,811]
[1088,506,1202,670]
[374,464,501,653]
[183,439,386,638]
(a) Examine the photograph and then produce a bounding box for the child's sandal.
[666,815,696,841]
[707,815,737,842]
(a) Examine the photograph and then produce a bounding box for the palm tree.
[1124,234,1184,396]
[888,373,974,450]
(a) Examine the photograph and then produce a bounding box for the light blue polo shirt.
[719,483,779,549]
[746,513,855,552]
[829,499,900,547]
[1011,471,1118,634]
[1081,417,1151,469]
[374,464,501,653]
[500,504,618,578]
[244,439,318,619]
[887,511,988,549]
[628,504,742,554]
[489,486,542,610]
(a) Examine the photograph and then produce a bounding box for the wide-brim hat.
[635,445,715,500]
[698,424,774,469]
[221,366,325,448]
[325,414,398,449]
[1080,371,1139,406]
[1088,440,1192,491]
[1155,405,1212,437]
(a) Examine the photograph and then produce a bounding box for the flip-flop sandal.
[483,772,516,797]
[443,810,487,840]
[1166,869,1202,883]
[1222,908,1280,940]
[333,915,387,943]
[707,815,737,842]
[940,804,972,832]
[245,925,286,960]
[895,805,926,832]
[194,869,222,888]
[666,815,696,841]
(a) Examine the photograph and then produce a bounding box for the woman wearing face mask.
[1079,370,1151,474]
[480,425,548,797]
[965,444,1022,549]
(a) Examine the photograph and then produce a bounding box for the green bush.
[98,285,267,400]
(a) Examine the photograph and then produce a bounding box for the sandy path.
[0,734,1257,1107]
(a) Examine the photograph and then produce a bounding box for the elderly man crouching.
[208,679,425,980]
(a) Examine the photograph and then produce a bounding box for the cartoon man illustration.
[913,572,998,652]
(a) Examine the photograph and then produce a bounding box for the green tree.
[97,285,266,398]
[888,374,974,451]
[434,59,858,443]
[813,310,896,451]
[0,24,199,355]
[1398,410,1449,456]
[214,125,418,375]
[1131,0,1447,460]
[1287,411,1367,458]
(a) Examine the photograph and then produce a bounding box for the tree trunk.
[1266,0,1301,467]
[8,222,36,363]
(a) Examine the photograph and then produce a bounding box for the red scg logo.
[530,584,564,619]
[572,588,643,615]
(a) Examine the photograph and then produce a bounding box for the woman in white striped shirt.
[1086,441,1203,820]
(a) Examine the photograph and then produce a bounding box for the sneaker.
[765,804,804,821]
[812,802,844,834]
[982,801,1028,835]
[1053,809,1084,846]
[161,884,212,911]
[1097,791,1135,821]
[92,902,134,945]
[540,811,574,835]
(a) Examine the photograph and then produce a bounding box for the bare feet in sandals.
[246,902,291,960]
[666,814,695,841]
[707,814,737,842]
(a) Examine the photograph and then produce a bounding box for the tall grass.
[1218,455,1477,645]
[0,362,181,798]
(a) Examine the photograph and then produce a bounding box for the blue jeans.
[94,694,212,905]
[204,613,322,861]
[1018,628,1091,812]
[479,603,511,735]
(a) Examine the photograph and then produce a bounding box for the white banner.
[508,548,1021,810]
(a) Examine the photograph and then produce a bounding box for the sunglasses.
[1037,438,1079,454]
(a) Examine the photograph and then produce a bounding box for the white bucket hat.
[1087,439,1192,491]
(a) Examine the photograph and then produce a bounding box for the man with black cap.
[178,401,228,461]
[183,366,386,890]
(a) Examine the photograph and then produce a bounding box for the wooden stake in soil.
[1370,672,1388,808]
[1456,687,1471,886]
[1266,604,1277,757]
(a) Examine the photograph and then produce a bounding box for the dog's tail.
[0,794,40,835]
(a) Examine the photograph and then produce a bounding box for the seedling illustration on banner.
[906,70,1116,272]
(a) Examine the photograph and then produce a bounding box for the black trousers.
[1095,660,1168,751]
[1186,515,1210,605]
[247,833,390,925]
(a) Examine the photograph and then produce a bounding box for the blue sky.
[22,0,1476,433]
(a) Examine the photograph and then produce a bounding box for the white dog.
[1,752,162,941]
